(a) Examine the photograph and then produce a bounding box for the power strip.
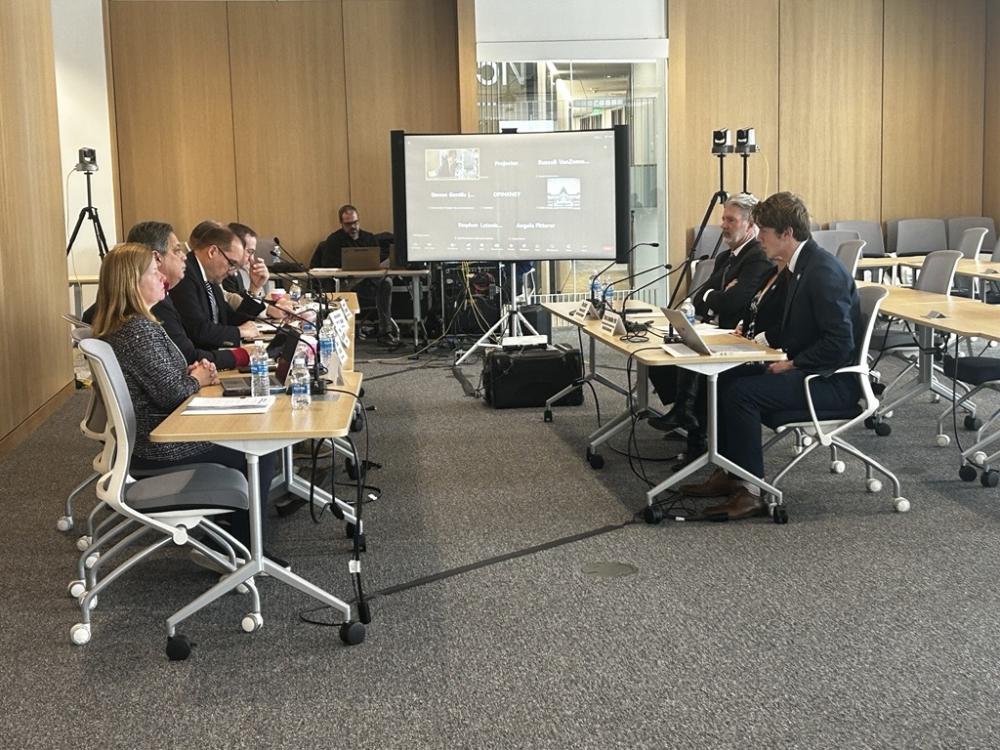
[501,334,548,350]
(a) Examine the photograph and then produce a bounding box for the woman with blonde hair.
[93,243,283,564]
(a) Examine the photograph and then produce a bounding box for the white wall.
[476,0,667,60]
[51,0,117,315]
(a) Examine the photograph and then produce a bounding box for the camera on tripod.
[74,147,98,173]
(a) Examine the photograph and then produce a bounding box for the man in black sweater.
[310,204,396,345]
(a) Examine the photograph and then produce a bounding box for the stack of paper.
[182,396,275,416]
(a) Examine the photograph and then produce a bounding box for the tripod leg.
[66,208,89,256]
[90,208,111,258]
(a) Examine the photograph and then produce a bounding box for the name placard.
[570,300,600,320]
[600,310,625,336]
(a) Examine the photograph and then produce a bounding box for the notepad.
[182,396,275,415]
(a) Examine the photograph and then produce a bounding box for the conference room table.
[149,308,368,642]
[543,301,786,515]
[292,267,430,349]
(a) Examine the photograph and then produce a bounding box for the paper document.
[183,396,275,415]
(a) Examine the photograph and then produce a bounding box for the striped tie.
[205,281,219,324]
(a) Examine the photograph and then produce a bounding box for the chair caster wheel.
[68,579,86,599]
[773,506,789,524]
[339,621,366,645]
[864,416,876,430]
[76,535,92,552]
[642,506,663,525]
[350,414,363,432]
[801,435,814,447]
[883,410,894,419]
[241,612,263,633]
[84,552,100,570]
[166,634,193,661]
[793,444,804,455]
[874,422,891,437]
[830,460,846,474]
[973,451,988,466]
[70,623,91,645]
[866,478,882,493]
[894,497,910,512]
[930,394,940,404]
[345,458,358,480]
[965,415,983,431]
[935,434,950,447]
[959,464,978,482]
[586,448,604,470]
[981,470,999,488]
[543,408,553,423]
[57,515,74,533]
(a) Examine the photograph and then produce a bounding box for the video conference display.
[393,129,627,262]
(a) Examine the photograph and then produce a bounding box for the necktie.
[205,281,219,324]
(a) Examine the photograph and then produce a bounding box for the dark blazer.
[169,253,263,350]
[152,295,238,370]
[780,239,863,375]
[741,267,791,347]
[309,228,378,268]
[693,238,773,329]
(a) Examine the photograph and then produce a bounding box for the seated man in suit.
[681,192,863,520]
[648,194,773,468]
[310,203,396,346]
[170,221,263,350]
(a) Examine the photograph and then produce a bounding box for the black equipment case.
[482,344,584,409]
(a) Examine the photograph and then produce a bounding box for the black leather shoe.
[647,411,685,432]
[275,496,307,518]
[703,488,766,520]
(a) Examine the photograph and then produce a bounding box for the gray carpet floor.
[4,333,1000,749]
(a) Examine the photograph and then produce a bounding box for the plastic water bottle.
[680,297,697,324]
[289,282,302,303]
[250,340,270,397]
[290,356,311,410]
[318,318,335,373]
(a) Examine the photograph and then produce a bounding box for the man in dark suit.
[648,194,774,467]
[170,221,264,350]
[681,192,863,519]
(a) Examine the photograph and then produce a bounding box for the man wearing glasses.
[170,221,263,349]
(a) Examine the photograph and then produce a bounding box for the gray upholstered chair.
[834,240,866,277]
[688,257,716,294]
[692,225,724,258]
[813,229,860,256]
[889,218,948,257]
[71,338,259,653]
[831,220,886,257]
[948,216,996,256]
[762,286,908,519]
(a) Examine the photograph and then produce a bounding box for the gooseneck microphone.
[591,241,660,311]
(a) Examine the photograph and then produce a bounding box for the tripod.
[66,170,110,259]
[455,262,539,365]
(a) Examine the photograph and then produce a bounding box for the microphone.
[591,242,660,308]
[619,263,675,333]
[267,308,329,395]
[269,245,330,320]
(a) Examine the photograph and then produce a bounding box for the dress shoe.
[275,496,308,518]
[647,410,687,432]
[679,468,741,497]
[704,487,766,520]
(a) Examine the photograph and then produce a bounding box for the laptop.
[659,308,759,357]
[340,246,382,271]
[222,328,303,396]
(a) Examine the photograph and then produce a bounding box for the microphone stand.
[617,266,678,332]
[271,238,330,323]
[591,241,659,314]
[268,305,329,395]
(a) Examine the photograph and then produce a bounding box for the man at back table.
[310,203,396,346]
[170,221,263,350]
[681,191,864,520]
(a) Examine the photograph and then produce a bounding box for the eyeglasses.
[214,245,242,269]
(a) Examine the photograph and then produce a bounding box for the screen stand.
[455,263,539,365]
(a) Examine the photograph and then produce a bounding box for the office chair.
[692,225,724,258]
[834,240,866,277]
[947,216,996,256]
[868,250,962,432]
[891,218,948,257]
[950,227,989,299]
[761,286,909,520]
[688,257,716,296]
[831,220,887,257]
[812,230,860,256]
[71,338,260,653]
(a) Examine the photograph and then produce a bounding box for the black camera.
[75,147,98,173]
[711,129,733,155]
[735,128,758,154]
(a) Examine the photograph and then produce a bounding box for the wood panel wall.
[985,0,1000,225]
[669,0,992,260]
[0,0,74,443]
[343,0,461,231]
[108,0,464,251]
[667,0,779,267]
[881,0,986,221]
[227,1,350,256]
[779,0,883,224]
[109,1,237,239]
